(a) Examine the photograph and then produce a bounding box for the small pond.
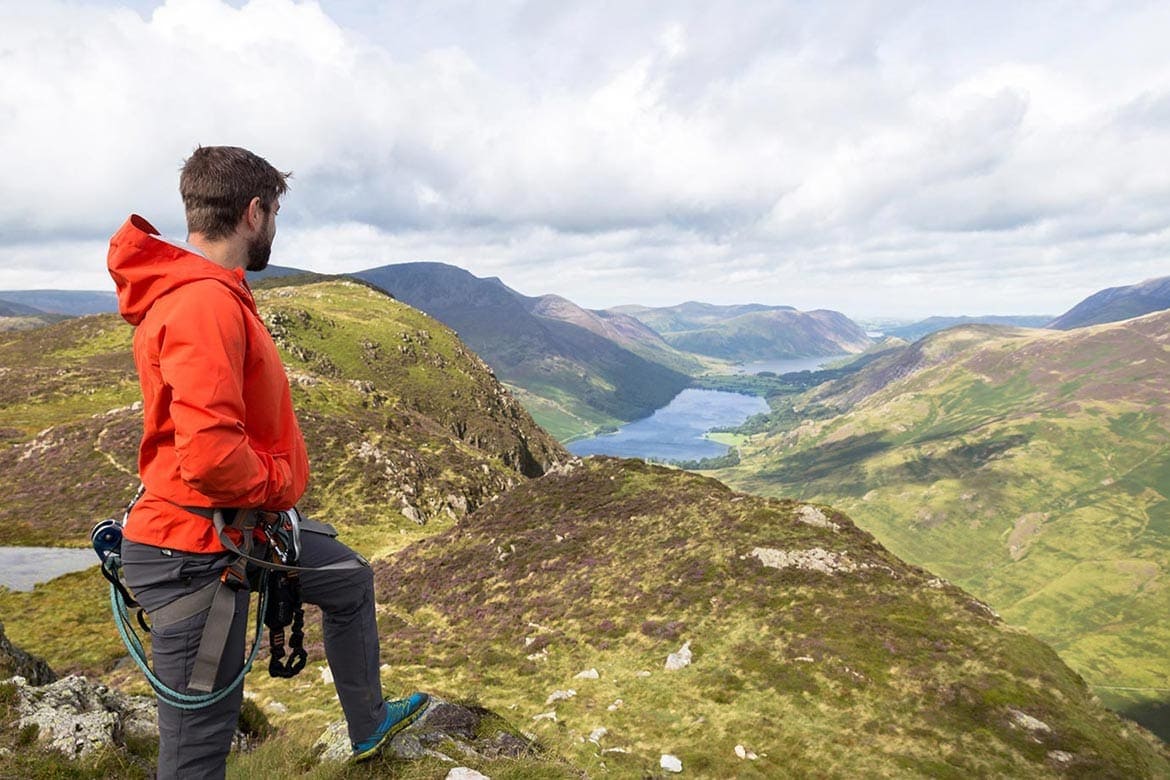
[0,547,97,591]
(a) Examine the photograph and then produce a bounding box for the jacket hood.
[107,214,256,326]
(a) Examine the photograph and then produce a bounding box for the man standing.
[107,146,427,778]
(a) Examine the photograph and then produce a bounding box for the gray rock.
[447,768,491,780]
[9,674,155,759]
[665,641,692,671]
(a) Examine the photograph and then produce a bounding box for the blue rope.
[108,560,268,711]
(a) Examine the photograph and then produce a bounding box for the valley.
[1,269,1169,775]
[711,312,1170,739]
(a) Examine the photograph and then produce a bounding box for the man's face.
[245,201,278,272]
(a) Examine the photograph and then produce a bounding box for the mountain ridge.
[1048,275,1170,330]
[616,301,872,361]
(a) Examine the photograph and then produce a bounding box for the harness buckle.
[220,564,248,591]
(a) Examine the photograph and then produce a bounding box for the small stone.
[661,753,683,773]
[532,711,557,722]
[446,768,490,780]
[575,668,600,680]
[588,727,607,744]
[265,701,288,714]
[1009,709,1053,734]
[320,665,334,685]
[636,670,652,678]
[735,744,747,759]
[665,641,692,671]
[545,689,576,705]
[607,699,624,711]
[1048,750,1076,765]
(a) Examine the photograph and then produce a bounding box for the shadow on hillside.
[759,432,891,494]
[1118,699,1170,744]
[886,433,1030,484]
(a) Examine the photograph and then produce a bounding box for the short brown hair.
[179,146,291,240]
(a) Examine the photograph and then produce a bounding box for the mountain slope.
[615,301,872,361]
[0,277,565,547]
[354,263,693,439]
[374,457,1169,777]
[1049,275,1170,330]
[720,312,1170,737]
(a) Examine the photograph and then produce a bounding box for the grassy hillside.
[718,313,1170,738]
[372,457,1168,777]
[0,277,564,547]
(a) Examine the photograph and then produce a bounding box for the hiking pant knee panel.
[121,539,247,780]
[295,529,384,744]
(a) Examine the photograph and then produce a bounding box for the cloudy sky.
[2,0,1169,319]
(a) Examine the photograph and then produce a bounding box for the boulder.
[8,674,154,759]
[313,697,535,765]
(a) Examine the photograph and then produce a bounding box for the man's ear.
[243,196,265,232]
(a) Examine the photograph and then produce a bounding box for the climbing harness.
[92,488,363,710]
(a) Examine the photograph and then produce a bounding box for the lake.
[0,547,97,591]
[567,388,768,462]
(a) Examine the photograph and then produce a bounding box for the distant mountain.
[0,299,49,317]
[0,290,117,316]
[0,268,307,321]
[612,301,793,333]
[375,457,1169,776]
[1049,275,1170,329]
[0,298,66,332]
[354,263,693,440]
[615,301,872,361]
[882,315,1053,342]
[721,310,1170,738]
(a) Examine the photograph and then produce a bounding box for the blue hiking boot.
[352,692,430,762]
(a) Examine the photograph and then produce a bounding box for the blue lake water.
[0,547,97,591]
[567,388,768,462]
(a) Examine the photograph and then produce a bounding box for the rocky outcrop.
[0,620,56,686]
[313,697,535,766]
[7,674,155,759]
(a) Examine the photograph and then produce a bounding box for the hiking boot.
[352,692,430,762]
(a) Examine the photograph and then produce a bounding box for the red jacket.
[107,215,309,553]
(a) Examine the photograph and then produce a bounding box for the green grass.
[720,318,1170,741]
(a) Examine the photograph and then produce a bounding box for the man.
[106,145,427,778]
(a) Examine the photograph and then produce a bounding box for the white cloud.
[1,0,1169,318]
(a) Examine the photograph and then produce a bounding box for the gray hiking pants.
[122,528,386,780]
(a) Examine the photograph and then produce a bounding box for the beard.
[246,229,273,272]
